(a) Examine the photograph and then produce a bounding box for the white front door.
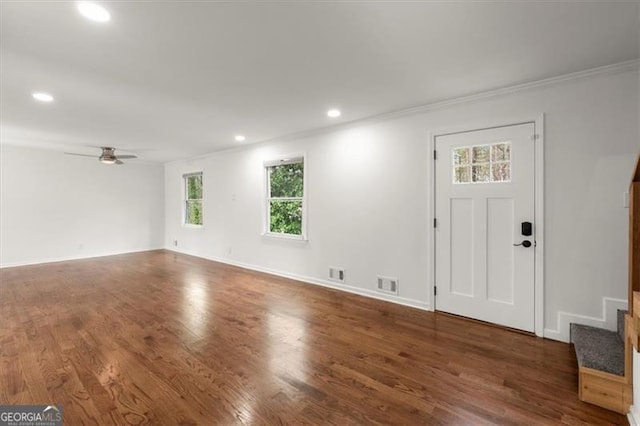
[434,123,536,332]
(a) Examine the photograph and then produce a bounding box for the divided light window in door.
[453,142,511,184]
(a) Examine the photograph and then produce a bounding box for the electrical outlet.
[173,240,178,247]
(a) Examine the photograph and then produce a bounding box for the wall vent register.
[328,267,345,283]
[377,276,399,295]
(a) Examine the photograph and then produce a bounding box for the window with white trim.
[264,156,305,238]
[184,172,203,226]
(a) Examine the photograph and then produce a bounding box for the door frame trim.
[427,114,545,337]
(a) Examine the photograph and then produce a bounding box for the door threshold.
[435,311,537,337]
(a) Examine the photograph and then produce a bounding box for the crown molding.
[265,59,640,144]
[167,58,639,165]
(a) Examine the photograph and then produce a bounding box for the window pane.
[269,200,302,235]
[472,145,490,164]
[491,143,511,162]
[472,164,490,182]
[453,147,470,165]
[454,166,470,184]
[269,162,303,198]
[187,175,202,200]
[492,162,511,182]
[186,200,203,225]
[452,143,511,184]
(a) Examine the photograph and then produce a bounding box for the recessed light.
[32,92,54,102]
[77,2,111,23]
[327,109,341,118]
[234,135,246,142]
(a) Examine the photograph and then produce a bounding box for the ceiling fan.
[64,147,137,165]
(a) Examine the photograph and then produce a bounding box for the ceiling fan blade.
[116,155,137,159]
[115,160,124,165]
[64,152,96,158]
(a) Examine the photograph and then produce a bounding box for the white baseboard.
[166,247,431,312]
[544,297,628,342]
[628,406,639,426]
[0,246,165,269]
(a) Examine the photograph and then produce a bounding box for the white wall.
[165,67,639,341]
[0,146,165,267]
[631,349,640,424]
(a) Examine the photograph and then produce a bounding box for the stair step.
[570,323,624,376]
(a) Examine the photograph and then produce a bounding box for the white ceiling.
[1,1,639,162]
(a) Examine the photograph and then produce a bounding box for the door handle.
[513,240,533,248]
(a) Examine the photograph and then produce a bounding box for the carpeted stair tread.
[570,323,624,377]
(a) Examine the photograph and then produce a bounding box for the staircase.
[570,310,631,413]
[569,153,640,414]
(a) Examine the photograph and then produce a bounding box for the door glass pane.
[492,162,511,182]
[453,147,470,165]
[491,143,511,162]
[472,164,490,182]
[452,142,511,184]
[454,166,470,184]
[472,145,490,163]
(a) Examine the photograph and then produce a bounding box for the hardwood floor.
[0,250,628,425]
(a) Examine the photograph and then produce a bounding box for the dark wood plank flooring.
[0,250,628,425]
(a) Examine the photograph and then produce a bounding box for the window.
[265,156,305,238]
[453,142,511,184]
[184,172,203,226]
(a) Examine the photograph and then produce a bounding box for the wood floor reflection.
[0,250,627,425]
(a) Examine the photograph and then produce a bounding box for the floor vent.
[377,276,399,295]
[328,267,345,283]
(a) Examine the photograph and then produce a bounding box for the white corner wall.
[631,349,640,424]
[0,146,165,267]
[165,67,639,341]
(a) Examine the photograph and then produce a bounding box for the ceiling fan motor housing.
[99,147,117,164]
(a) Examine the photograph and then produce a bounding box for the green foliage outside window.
[268,162,303,235]
[270,201,303,234]
[185,174,203,225]
[186,201,202,225]
[270,162,303,198]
